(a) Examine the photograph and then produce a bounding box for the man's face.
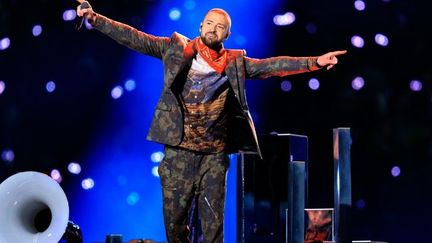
[200,11,230,48]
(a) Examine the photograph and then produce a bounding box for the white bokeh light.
[151,151,165,163]
[124,79,136,91]
[111,86,124,99]
[351,35,365,48]
[68,162,82,175]
[375,33,389,46]
[281,80,292,92]
[1,149,15,163]
[273,12,296,26]
[152,166,160,177]
[82,178,95,190]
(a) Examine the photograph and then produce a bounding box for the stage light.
[111,85,124,99]
[273,12,296,26]
[308,78,320,90]
[124,79,136,91]
[0,81,5,95]
[151,151,164,163]
[81,178,95,190]
[0,37,11,51]
[354,0,366,11]
[409,80,422,92]
[68,162,82,175]
[46,81,56,93]
[375,33,389,46]
[184,0,196,10]
[63,10,77,21]
[391,166,401,177]
[32,25,43,37]
[352,76,365,90]
[126,192,140,206]
[281,80,292,92]
[169,8,181,21]
[1,149,15,163]
[355,199,366,209]
[152,166,160,178]
[51,169,63,183]
[351,35,365,48]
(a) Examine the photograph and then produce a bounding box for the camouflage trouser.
[158,146,229,243]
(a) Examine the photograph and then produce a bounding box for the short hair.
[205,8,232,32]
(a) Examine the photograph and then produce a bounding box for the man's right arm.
[77,1,169,59]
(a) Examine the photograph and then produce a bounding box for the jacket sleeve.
[244,56,322,79]
[90,13,170,59]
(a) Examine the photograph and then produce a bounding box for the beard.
[200,32,223,50]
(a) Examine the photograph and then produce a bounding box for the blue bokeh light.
[1,149,15,163]
[281,80,292,92]
[124,79,136,91]
[32,25,43,37]
[169,8,181,21]
[50,169,62,183]
[63,10,77,21]
[127,192,140,206]
[46,81,56,93]
[151,166,159,178]
[391,166,401,177]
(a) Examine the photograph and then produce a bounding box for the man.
[77,2,346,242]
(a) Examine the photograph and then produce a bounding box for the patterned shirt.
[178,53,229,153]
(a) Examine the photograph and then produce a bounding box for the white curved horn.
[0,171,69,243]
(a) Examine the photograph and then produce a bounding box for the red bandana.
[185,37,227,74]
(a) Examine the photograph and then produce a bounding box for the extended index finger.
[330,50,348,56]
[76,0,84,4]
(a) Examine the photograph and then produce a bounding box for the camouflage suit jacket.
[93,14,321,157]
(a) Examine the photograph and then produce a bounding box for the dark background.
[1,0,431,242]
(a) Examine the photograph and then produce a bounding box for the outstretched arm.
[76,0,169,59]
[244,50,347,79]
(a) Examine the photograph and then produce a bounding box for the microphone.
[75,1,91,30]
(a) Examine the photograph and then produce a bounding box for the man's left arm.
[244,50,347,79]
